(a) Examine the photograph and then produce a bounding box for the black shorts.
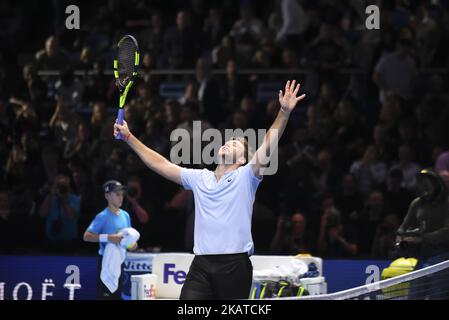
[180,253,253,300]
[97,257,125,300]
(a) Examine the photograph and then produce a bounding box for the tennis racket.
[113,35,139,140]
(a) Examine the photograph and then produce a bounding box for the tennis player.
[114,80,305,299]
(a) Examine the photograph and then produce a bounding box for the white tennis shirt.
[181,164,262,255]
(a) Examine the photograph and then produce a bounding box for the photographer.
[121,176,151,249]
[39,171,81,252]
[318,207,358,257]
[396,169,449,299]
[270,212,315,255]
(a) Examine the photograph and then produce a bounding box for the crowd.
[1,0,449,258]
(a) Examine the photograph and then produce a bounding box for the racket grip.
[116,108,124,140]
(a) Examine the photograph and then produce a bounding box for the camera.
[57,183,68,195]
[127,187,138,198]
[281,219,292,233]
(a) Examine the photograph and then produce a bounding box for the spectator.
[335,173,363,226]
[179,81,199,107]
[311,148,342,197]
[270,212,315,255]
[64,122,91,163]
[35,36,69,70]
[229,4,264,64]
[304,23,350,83]
[22,64,47,106]
[350,145,387,195]
[372,123,396,164]
[220,59,250,113]
[39,172,81,252]
[276,0,309,54]
[202,8,226,50]
[389,144,421,192]
[318,207,358,257]
[122,176,152,249]
[212,35,236,68]
[195,58,221,126]
[162,10,199,68]
[358,190,389,256]
[54,67,84,109]
[373,30,418,106]
[90,101,108,138]
[281,48,300,70]
[49,100,80,150]
[371,214,400,259]
[76,47,94,71]
[385,168,415,219]
[140,12,165,58]
[140,118,168,156]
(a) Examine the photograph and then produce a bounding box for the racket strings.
[117,38,136,87]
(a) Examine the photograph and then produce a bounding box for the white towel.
[100,228,140,293]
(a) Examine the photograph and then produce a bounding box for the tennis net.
[277,259,449,300]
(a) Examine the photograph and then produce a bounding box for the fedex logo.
[163,264,186,285]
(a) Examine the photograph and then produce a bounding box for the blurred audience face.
[266,100,280,119]
[319,24,333,41]
[226,60,236,77]
[368,190,384,206]
[240,97,255,115]
[363,145,378,163]
[45,36,56,57]
[138,84,151,99]
[92,102,106,123]
[342,174,356,193]
[152,13,162,29]
[292,213,306,237]
[80,47,92,64]
[176,11,187,30]
[195,58,210,82]
[317,150,332,171]
[335,100,355,125]
[127,178,142,199]
[282,49,298,69]
[239,5,252,21]
[78,123,89,141]
[398,145,412,164]
[143,52,154,68]
[232,111,248,129]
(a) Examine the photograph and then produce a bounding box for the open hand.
[278,80,306,114]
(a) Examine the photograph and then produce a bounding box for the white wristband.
[99,234,108,243]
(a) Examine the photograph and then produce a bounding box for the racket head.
[114,35,139,90]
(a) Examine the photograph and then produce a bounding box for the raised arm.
[251,80,305,177]
[114,120,182,185]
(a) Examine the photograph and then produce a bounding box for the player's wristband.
[124,133,131,142]
[99,234,109,243]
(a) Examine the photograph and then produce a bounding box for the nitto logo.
[163,264,186,285]
[124,261,152,272]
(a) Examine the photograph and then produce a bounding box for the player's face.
[106,191,125,208]
[218,139,245,165]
